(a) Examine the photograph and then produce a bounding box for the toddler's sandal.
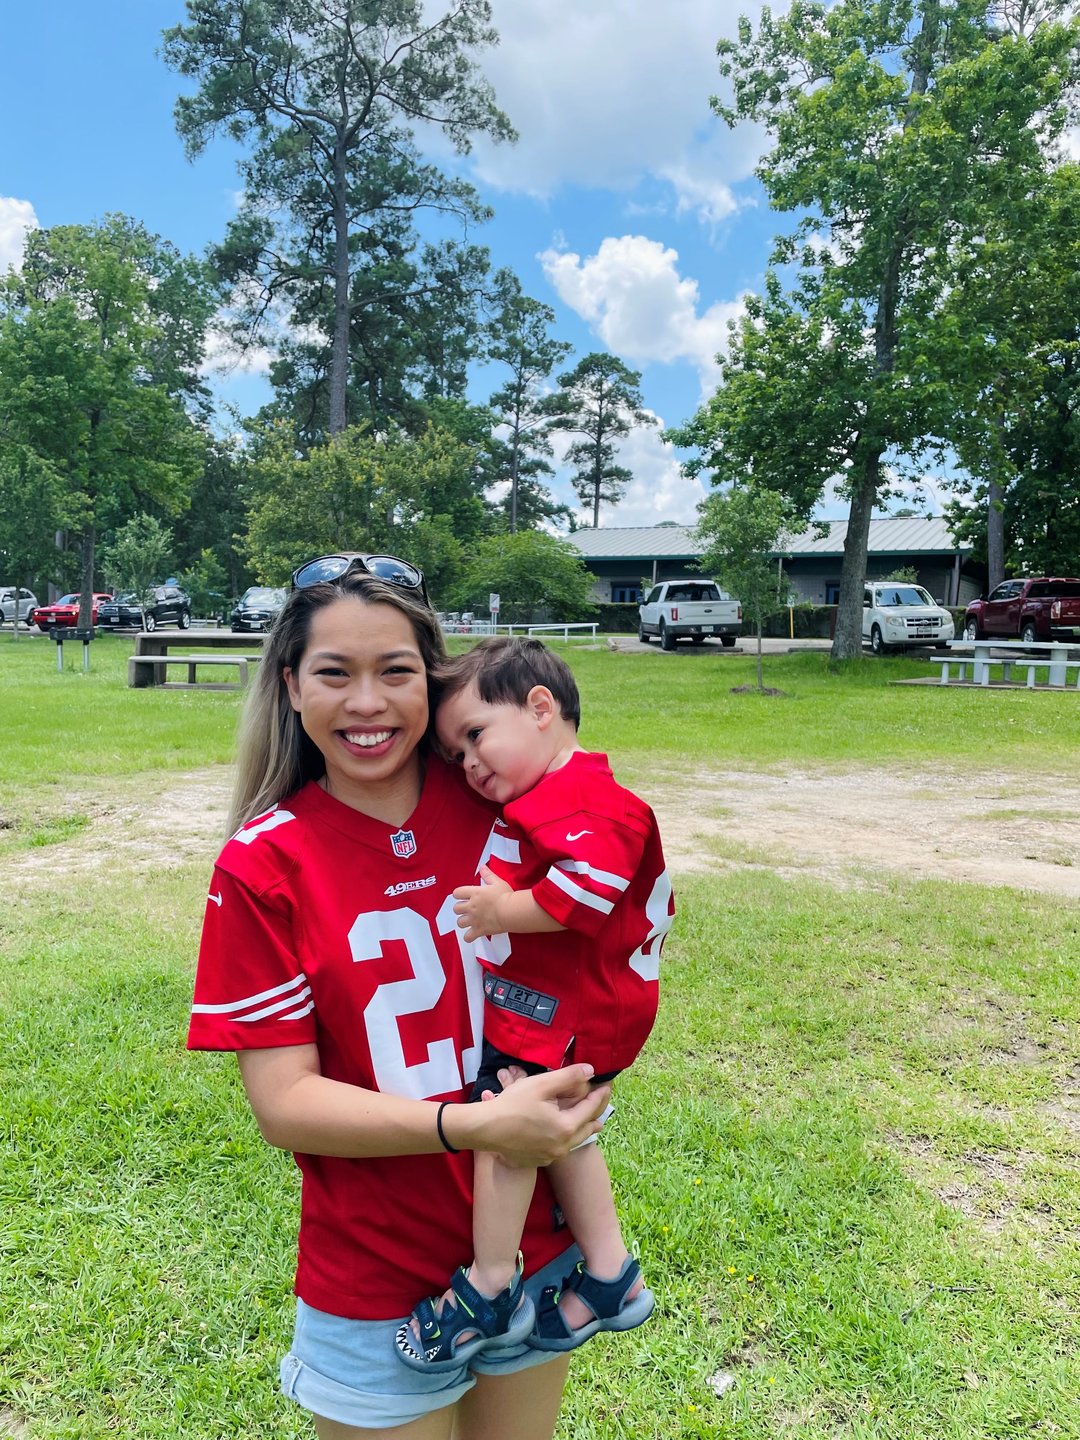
[527,1256,654,1352]
[395,1257,535,1372]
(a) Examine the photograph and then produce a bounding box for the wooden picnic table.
[130,628,268,687]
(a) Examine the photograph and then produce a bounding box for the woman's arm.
[237,1045,609,1167]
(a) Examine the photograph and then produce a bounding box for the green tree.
[164,0,514,437]
[697,0,1079,658]
[936,163,1080,580]
[0,216,214,627]
[696,484,801,692]
[547,353,657,528]
[485,271,573,531]
[99,514,175,628]
[177,547,230,623]
[241,421,478,601]
[0,446,65,642]
[454,530,596,623]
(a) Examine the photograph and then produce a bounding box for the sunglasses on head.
[291,552,428,603]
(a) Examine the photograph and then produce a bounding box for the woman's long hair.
[227,572,445,834]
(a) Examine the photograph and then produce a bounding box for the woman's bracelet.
[436,1101,460,1155]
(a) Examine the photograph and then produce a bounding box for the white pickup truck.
[639,579,742,650]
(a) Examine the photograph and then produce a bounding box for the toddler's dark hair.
[434,637,581,729]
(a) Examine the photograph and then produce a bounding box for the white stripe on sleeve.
[554,859,630,892]
[192,973,309,1015]
[546,867,616,914]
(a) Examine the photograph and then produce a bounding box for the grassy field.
[1,632,1078,1438]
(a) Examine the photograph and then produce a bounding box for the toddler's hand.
[452,865,512,942]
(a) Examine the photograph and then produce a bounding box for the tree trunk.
[831,0,941,660]
[79,525,96,630]
[756,615,764,691]
[510,419,520,533]
[329,143,350,437]
[986,476,1006,591]
[831,458,880,659]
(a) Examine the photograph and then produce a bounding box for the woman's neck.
[319,756,424,828]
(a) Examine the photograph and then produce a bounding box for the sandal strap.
[570,1256,642,1320]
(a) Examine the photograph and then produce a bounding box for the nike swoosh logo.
[566,830,592,842]
[207,891,223,907]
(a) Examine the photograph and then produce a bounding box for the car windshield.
[241,588,284,605]
[55,595,79,606]
[876,586,933,607]
[113,594,139,604]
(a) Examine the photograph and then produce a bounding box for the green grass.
[2,634,1079,1437]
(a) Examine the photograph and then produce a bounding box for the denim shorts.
[279,1243,582,1430]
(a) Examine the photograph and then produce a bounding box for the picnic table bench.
[129,628,268,688]
[128,653,260,690]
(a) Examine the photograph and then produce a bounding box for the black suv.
[230,586,286,632]
[98,586,192,632]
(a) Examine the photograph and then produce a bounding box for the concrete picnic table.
[130,628,268,687]
[934,638,1079,688]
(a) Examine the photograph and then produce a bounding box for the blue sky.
[0,0,940,526]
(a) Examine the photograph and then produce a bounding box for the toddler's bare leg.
[546,1143,641,1329]
[469,1149,537,1296]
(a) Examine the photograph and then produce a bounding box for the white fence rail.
[437,619,598,642]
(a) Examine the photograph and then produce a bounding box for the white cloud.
[0,197,38,273]
[459,0,761,225]
[539,235,743,394]
[547,417,705,528]
[199,319,274,378]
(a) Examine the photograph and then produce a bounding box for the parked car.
[30,593,111,631]
[963,577,1080,642]
[98,585,192,632]
[863,582,955,653]
[639,579,742,649]
[230,586,286,632]
[0,587,39,625]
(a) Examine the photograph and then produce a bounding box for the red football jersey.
[477,751,673,1072]
[188,760,567,1320]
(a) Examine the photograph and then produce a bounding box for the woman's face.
[284,598,429,812]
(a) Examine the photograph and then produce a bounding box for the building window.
[611,583,642,604]
[825,583,841,604]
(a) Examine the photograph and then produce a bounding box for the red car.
[31,593,112,631]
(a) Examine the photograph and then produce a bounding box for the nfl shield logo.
[390,828,416,859]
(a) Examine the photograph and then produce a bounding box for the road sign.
[489,592,500,614]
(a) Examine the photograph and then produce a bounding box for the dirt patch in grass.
[5,760,1080,902]
[0,1408,31,1440]
[645,763,1080,899]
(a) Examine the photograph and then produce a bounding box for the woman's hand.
[452,1064,611,1168]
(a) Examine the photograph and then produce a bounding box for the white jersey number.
[627,870,673,982]
[348,902,484,1099]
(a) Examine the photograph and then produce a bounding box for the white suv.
[863,582,955,653]
[0,587,39,626]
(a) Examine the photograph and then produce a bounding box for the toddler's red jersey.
[478,750,673,1072]
[187,761,567,1320]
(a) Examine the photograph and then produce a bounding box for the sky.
[0,0,949,527]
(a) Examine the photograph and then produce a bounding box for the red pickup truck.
[963,577,1080,642]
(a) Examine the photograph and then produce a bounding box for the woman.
[188,556,609,1439]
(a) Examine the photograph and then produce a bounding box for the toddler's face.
[436,681,554,806]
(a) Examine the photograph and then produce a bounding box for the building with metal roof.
[566,516,978,606]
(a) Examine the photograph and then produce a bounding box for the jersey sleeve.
[526,812,649,937]
[187,865,316,1051]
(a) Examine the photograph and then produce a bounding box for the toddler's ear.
[526,684,557,727]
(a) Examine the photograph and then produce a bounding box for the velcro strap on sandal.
[448,1265,501,1335]
[569,1257,641,1321]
